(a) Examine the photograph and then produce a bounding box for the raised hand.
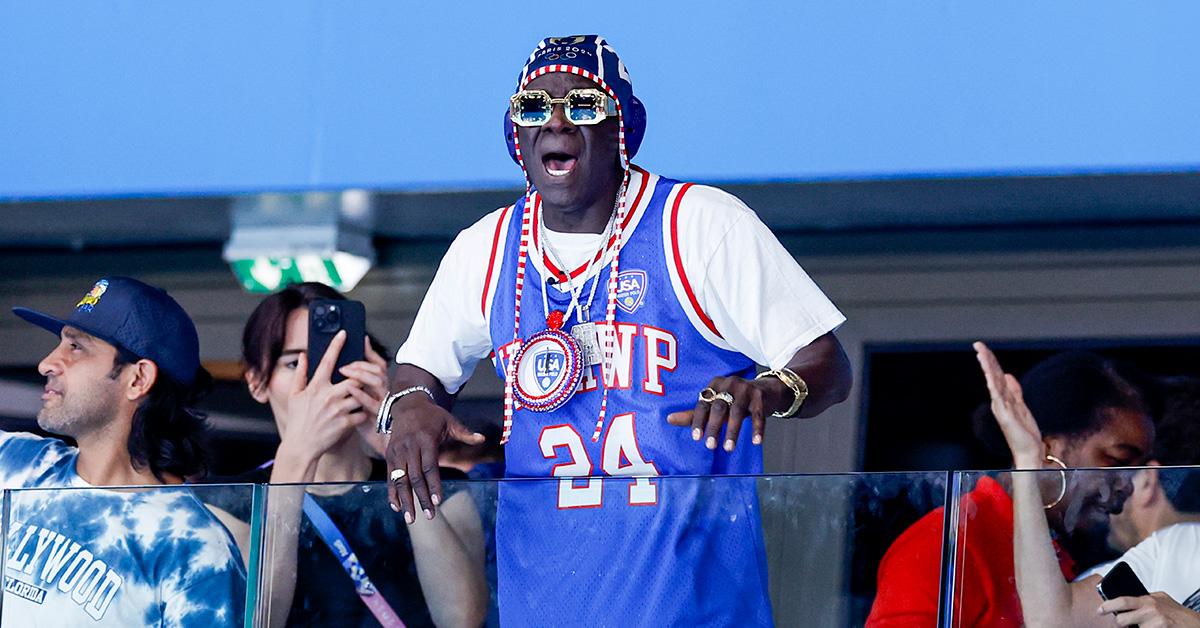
[338,338,392,455]
[384,381,484,524]
[276,330,370,476]
[973,341,1046,469]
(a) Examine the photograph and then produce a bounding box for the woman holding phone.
[230,282,488,628]
[976,342,1200,628]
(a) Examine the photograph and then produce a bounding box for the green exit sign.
[229,253,370,293]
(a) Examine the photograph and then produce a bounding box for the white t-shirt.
[1079,522,1200,609]
[395,167,846,393]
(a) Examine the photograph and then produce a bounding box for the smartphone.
[307,299,366,384]
[1097,561,1150,601]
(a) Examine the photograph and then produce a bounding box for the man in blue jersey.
[381,35,852,625]
[4,277,246,627]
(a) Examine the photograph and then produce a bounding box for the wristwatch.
[754,368,809,418]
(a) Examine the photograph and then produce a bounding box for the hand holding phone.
[1097,561,1151,628]
[307,299,366,384]
[1097,561,1151,602]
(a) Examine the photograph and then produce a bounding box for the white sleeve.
[1115,523,1200,601]
[1117,531,1160,592]
[393,208,507,394]
[1075,559,1117,583]
[674,185,845,368]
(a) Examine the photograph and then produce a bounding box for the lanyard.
[538,207,615,325]
[302,493,407,628]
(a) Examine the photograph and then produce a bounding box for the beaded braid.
[501,64,632,445]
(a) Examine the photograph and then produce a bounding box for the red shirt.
[866,476,1077,627]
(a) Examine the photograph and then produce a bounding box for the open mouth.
[542,152,578,177]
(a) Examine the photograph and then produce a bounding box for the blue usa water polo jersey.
[488,171,774,626]
[0,432,246,627]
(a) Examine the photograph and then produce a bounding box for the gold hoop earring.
[1043,454,1067,510]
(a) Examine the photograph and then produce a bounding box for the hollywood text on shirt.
[5,522,124,620]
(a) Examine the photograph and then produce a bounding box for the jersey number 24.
[539,413,660,509]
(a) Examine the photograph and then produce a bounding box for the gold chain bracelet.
[754,367,809,418]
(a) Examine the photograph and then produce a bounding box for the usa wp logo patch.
[615,270,647,314]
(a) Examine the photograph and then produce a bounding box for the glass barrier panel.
[952,467,1200,628]
[255,479,496,628]
[0,482,259,627]
[826,471,951,627]
[258,472,947,627]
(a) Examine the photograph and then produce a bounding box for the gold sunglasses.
[509,88,618,127]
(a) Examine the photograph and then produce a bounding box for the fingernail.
[706,436,716,449]
[692,428,701,441]
[724,440,734,452]
[753,434,763,445]
[432,493,441,506]
[390,502,399,512]
[404,512,414,524]
[424,509,433,520]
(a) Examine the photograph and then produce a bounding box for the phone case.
[1097,561,1150,601]
[307,299,366,384]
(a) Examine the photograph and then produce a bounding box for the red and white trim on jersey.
[528,167,656,284]
[661,182,736,352]
[500,203,535,443]
[481,204,514,319]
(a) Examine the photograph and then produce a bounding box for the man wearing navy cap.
[4,277,246,626]
[382,36,853,625]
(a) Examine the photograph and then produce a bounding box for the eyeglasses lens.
[516,93,551,125]
[567,93,599,122]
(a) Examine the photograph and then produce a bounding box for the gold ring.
[389,468,407,482]
[699,387,718,403]
[713,391,735,405]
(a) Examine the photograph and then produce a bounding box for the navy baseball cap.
[13,277,201,386]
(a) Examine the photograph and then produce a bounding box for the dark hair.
[241,282,387,390]
[1152,376,1200,512]
[972,351,1154,465]
[113,352,213,481]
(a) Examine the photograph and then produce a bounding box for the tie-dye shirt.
[0,432,247,627]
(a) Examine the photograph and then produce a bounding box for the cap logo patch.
[76,279,109,312]
[547,36,586,46]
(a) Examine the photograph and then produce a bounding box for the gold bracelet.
[755,368,809,418]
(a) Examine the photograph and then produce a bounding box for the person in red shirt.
[868,350,1156,627]
[979,345,1200,627]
